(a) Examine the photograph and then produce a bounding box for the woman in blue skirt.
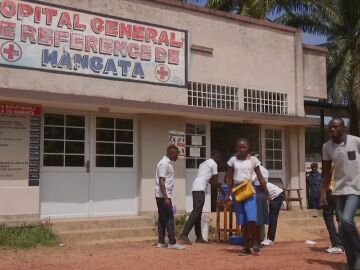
[226,139,270,256]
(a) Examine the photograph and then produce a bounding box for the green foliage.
[0,223,59,248]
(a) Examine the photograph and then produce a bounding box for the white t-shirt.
[227,155,261,184]
[252,165,269,186]
[267,182,284,200]
[155,156,174,198]
[192,159,218,192]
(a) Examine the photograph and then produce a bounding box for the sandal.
[239,248,252,256]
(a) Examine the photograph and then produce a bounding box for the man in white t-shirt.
[155,145,185,250]
[180,151,222,244]
[262,182,284,246]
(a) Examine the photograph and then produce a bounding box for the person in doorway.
[307,163,322,209]
[180,151,223,244]
[321,117,360,270]
[155,145,185,250]
[226,138,270,256]
[322,172,344,254]
[261,182,284,246]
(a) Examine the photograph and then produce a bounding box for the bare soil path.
[0,238,345,270]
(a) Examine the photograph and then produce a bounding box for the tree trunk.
[348,96,360,136]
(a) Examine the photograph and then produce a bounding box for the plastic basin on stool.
[229,236,244,245]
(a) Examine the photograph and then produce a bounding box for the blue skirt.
[232,193,257,225]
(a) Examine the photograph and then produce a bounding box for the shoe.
[253,243,261,254]
[156,243,166,248]
[196,238,208,244]
[261,239,275,246]
[340,265,350,270]
[168,243,185,250]
[179,234,192,245]
[324,247,344,254]
[239,248,252,256]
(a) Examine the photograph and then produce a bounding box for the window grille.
[244,89,288,115]
[187,81,239,110]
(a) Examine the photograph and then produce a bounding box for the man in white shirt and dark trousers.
[321,117,360,270]
[180,151,222,244]
[155,145,185,250]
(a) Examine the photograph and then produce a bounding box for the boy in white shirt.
[155,145,185,250]
[180,151,222,244]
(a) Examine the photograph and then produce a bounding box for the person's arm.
[254,166,270,198]
[321,160,332,206]
[159,177,171,208]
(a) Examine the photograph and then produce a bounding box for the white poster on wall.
[189,147,201,157]
[0,114,29,180]
[191,135,202,146]
[168,130,185,159]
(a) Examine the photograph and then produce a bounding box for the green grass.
[0,223,59,248]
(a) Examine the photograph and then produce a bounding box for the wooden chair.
[284,188,303,210]
[215,199,240,243]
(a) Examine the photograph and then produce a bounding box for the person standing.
[155,145,185,250]
[321,117,360,270]
[252,162,270,242]
[226,138,270,256]
[261,182,284,246]
[307,163,322,209]
[180,151,222,244]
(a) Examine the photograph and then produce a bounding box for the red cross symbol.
[155,64,170,82]
[1,42,22,62]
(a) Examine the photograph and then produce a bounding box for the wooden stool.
[284,188,303,210]
[216,200,240,243]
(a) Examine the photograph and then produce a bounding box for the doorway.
[40,111,138,218]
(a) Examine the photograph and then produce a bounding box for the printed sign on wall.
[0,0,188,86]
[0,103,41,185]
[168,131,185,159]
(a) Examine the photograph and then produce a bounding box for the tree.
[207,0,360,135]
[275,0,360,136]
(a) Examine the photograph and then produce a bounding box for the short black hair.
[329,117,345,127]
[167,145,179,153]
[236,138,249,146]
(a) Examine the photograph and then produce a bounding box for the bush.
[0,223,59,248]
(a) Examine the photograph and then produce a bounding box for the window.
[186,124,207,168]
[187,81,239,110]
[43,113,85,167]
[96,117,133,168]
[244,88,288,115]
[264,128,283,171]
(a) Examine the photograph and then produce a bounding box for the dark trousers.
[323,191,342,248]
[336,195,360,268]
[267,192,284,241]
[156,197,176,245]
[182,191,205,239]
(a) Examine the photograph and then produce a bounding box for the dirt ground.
[0,238,346,270]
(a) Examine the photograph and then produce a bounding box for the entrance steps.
[51,216,156,245]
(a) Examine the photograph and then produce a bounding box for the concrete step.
[281,217,325,227]
[278,210,321,219]
[51,216,155,232]
[0,219,42,227]
[58,226,156,243]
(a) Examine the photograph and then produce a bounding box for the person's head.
[310,162,318,172]
[328,117,345,141]
[235,138,250,159]
[167,145,179,161]
[211,150,222,164]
